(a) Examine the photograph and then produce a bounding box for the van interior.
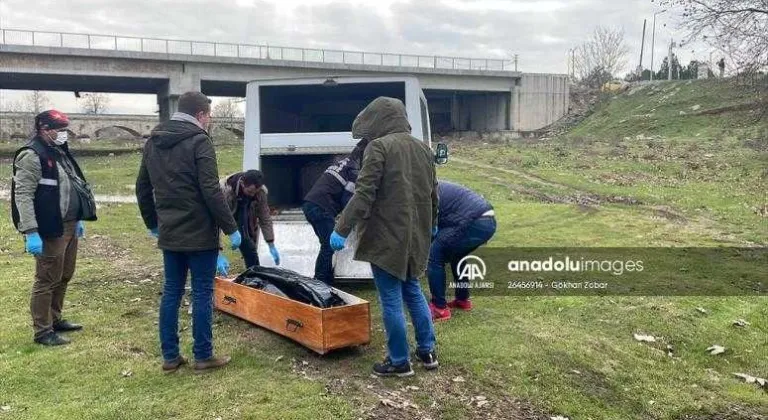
[261,154,345,209]
[259,81,406,134]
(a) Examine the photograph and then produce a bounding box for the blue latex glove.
[432,226,439,238]
[228,231,242,250]
[329,231,347,251]
[149,227,159,238]
[76,221,85,239]
[268,243,281,266]
[216,253,230,276]
[25,232,43,256]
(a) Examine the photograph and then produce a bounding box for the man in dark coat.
[136,92,241,374]
[330,97,439,377]
[427,181,496,321]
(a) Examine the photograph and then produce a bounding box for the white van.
[243,76,443,279]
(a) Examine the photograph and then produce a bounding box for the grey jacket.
[13,147,79,233]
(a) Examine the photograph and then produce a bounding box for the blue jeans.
[160,249,218,362]
[302,201,336,285]
[428,217,497,308]
[372,264,436,366]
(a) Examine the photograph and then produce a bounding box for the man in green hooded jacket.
[330,97,439,377]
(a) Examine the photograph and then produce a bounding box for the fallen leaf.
[301,360,309,366]
[380,399,400,408]
[733,319,751,327]
[404,385,420,391]
[275,355,284,362]
[634,333,656,343]
[1,406,11,412]
[551,416,570,420]
[696,307,708,314]
[476,400,489,408]
[475,396,487,401]
[706,345,726,356]
[121,370,133,378]
[130,298,141,303]
[366,385,374,389]
[453,376,466,383]
[733,373,767,388]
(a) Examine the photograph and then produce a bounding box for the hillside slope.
[449,78,768,244]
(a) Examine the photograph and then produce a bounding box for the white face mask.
[53,131,68,145]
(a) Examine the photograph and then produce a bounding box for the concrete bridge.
[0,29,569,134]
[0,112,243,140]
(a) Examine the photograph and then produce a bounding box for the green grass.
[1,79,766,419]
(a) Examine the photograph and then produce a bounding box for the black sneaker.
[415,349,439,370]
[53,320,83,332]
[34,332,71,346]
[372,358,414,378]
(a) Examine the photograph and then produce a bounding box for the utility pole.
[514,54,519,72]
[650,9,666,81]
[638,19,647,77]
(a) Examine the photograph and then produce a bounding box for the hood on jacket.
[351,97,411,141]
[148,120,207,150]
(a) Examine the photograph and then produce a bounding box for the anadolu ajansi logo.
[457,255,487,281]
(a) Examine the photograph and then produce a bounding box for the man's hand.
[228,231,242,250]
[149,227,159,238]
[216,253,230,276]
[268,243,281,266]
[76,221,86,239]
[25,232,43,256]
[329,231,347,251]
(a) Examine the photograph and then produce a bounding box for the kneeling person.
[428,181,496,321]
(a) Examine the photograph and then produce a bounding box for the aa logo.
[457,255,486,281]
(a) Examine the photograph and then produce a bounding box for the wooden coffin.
[214,277,371,354]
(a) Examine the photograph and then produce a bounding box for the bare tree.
[23,91,50,114]
[80,93,111,114]
[573,26,630,89]
[655,0,768,73]
[1,91,50,136]
[212,98,243,128]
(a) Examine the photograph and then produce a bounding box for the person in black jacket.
[136,91,241,374]
[302,138,369,285]
[427,181,496,321]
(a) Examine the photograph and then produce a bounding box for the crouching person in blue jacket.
[428,181,496,321]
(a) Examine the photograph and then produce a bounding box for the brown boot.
[193,355,231,373]
[162,356,187,374]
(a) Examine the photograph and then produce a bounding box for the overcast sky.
[0,0,716,114]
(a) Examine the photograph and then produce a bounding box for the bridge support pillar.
[157,72,201,121]
[157,94,179,122]
[510,85,521,131]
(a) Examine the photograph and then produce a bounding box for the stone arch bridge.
[0,112,244,140]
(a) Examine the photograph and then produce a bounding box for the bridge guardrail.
[0,28,510,72]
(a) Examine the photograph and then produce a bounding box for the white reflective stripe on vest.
[38,178,58,186]
[344,182,356,193]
